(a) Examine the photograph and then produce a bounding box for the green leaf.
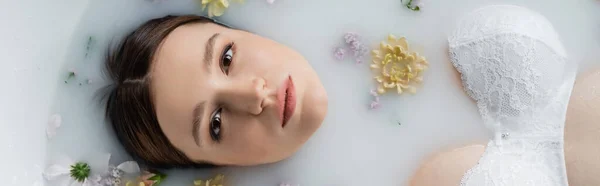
[148,171,167,186]
[65,71,76,84]
[404,0,420,11]
[69,162,91,183]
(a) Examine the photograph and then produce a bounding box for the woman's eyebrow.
[203,33,220,73]
[192,101,206,147]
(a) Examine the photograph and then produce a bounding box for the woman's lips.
[278,75,296,128]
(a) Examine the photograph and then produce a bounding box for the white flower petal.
[46,128,57,140]
[88,153,111,175]
[49,114,62,127]
[46,114,62,139]
[43,164,70,180]
[55,155,74,165]
[83,177,101,186]
[266,0,275,4]
[46,177,72,186]
[117,161,141,174]
[70,180,82,186]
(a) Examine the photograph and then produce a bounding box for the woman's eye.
[220,44,234,75]
[209,108,222,141]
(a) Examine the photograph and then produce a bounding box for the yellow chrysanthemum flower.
[371,34,429,95]
[194,174,225,186]
[201,0,244,18]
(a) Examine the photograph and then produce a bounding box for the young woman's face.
[150,23,328,166]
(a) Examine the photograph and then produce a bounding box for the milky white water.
[45,0,600,185]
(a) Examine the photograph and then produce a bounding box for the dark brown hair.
[104,15,227,169]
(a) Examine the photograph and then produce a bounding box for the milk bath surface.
[44,0,599,186]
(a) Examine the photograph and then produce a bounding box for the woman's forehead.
[153,23,223,67]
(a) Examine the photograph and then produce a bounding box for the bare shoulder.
[409,145,485,186]
[565,68,600,186]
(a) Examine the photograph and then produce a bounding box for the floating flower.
[97,155,141,186]
[43,156,96,186]
[144,170,167,186]
[46,114,62,140]
[370,100,381,110]
[369,89,381,110]
[333,32,368,64]
[201,0,244,18]
[401,0,422,11]
[126,170,166,186]
[371,34,428,95]
[333,47,346,61]
[193,174,225,186]
[70,162,91,183]
[344,33,368,63]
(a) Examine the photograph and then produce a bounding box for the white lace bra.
[448,5,576,186]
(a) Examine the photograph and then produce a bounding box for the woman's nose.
[222,77,266,115]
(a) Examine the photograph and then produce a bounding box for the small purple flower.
[344,32,360,44]
[335,32,368,65]
[333,47,346,61]
[370,89,379,97]
[354,46,368,58]
[355,59,363,64]
[109,166,124,178]
[350,41,361,51]
[369,89,381,110]
[370,100,381,110]
[100,176,117,185]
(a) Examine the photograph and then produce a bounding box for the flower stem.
[405,0,420,11]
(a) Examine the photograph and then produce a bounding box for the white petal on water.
[88,153,111,175]
[117,161,141,174]
[43,164,70,180]
[48,177,73,186]
[82,178,101,186]
[46,114,62,139]
[55,155,75,167]
[70,180,83,186]
[46,128,56,140]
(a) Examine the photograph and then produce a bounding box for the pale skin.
[151,23,328,166]
[409,68,600,186]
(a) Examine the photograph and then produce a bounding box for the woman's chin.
[309,81,329,128]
